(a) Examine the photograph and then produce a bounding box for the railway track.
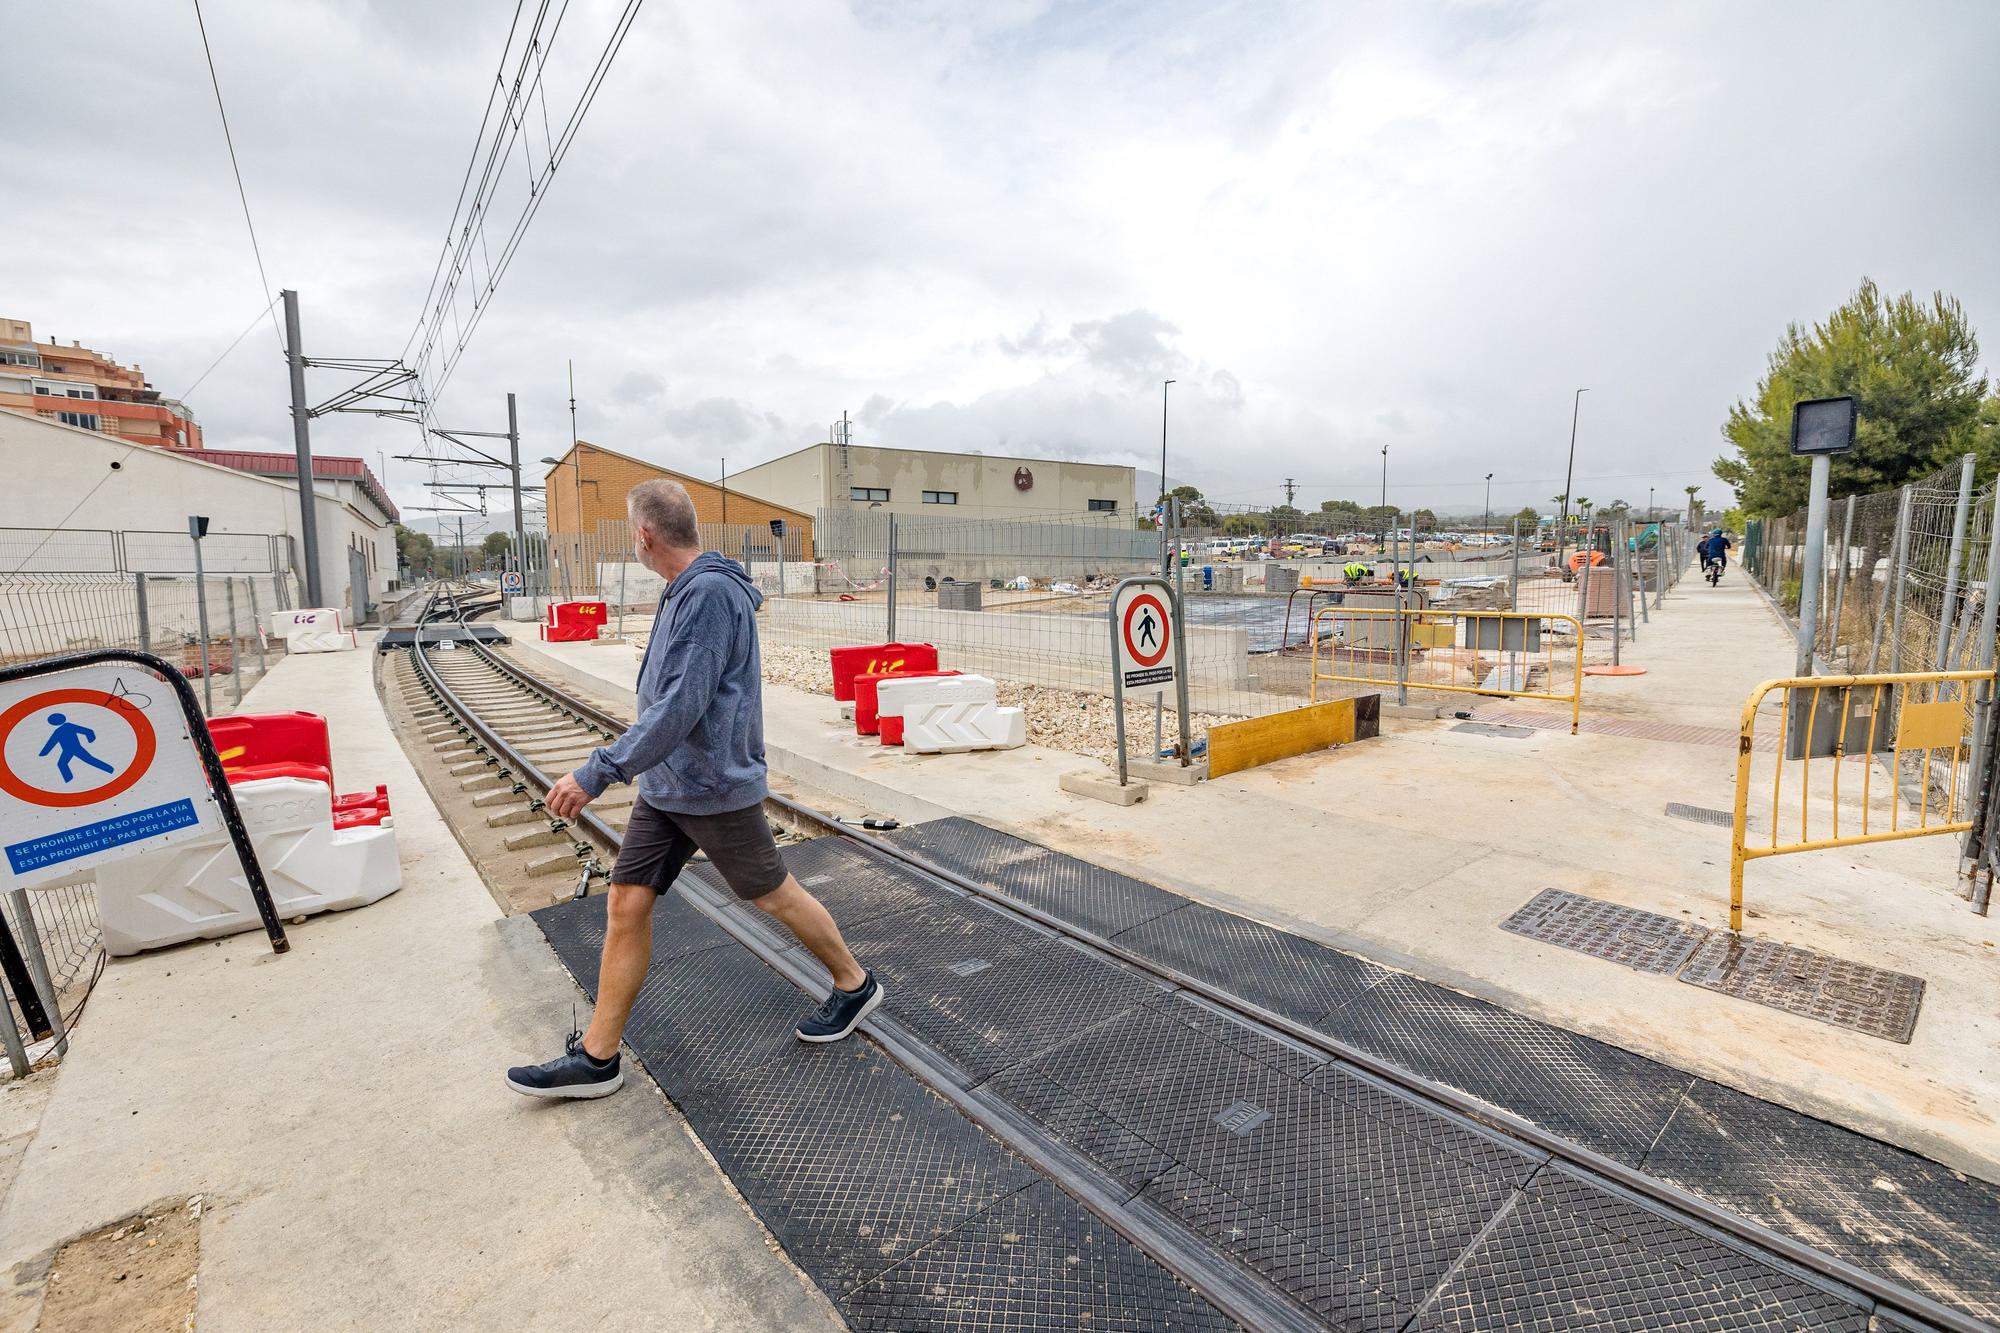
[382,583,1989,1332]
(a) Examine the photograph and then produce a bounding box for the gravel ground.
[759,641,1234,766]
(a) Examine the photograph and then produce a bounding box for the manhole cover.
[1500,889,1709,975]
[1678,934,1924,1043]
[1664,802,1735,828]
[1451,722,1534,739]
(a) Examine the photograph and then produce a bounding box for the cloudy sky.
[11,0,1997,539]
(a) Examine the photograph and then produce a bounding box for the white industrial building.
[729,441,1137,520]
[0,409,397,616]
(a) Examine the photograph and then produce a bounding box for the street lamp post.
[1559,388,1589,569]
[1379,445,1389,550]
[1484,473,1494,533]
[1159,379,1175,517]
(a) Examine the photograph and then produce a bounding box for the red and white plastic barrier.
[95,776,401,955]
[270,607,357,653]
[854,668,961,737]
[540,600,608,642]
[829,643,938,701]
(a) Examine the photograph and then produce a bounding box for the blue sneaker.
[796,971,884,1043]
[507,1030,623,1099]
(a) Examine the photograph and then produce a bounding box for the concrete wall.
[0,409,393,614]
[594,560,816,610]
[543,441,814,552]
[733,444,1138,520]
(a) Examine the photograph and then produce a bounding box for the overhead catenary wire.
[178,293,283,402]
[405,0,646,412]
[191,0,283,353]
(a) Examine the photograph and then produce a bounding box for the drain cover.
[1665,802,1735,828]
[1451,722,1534,738]
[1678,934,1924,1043]
[1500,889,1709,975]
[1211,1101,1272,1136]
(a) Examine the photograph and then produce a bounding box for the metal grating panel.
[890,816,1188,935]
[842,1180,1242,1332]
[789,900,1167,1083]
[1001,1004,1538,1329]
[1645,1080,2000,1323]
[762,836,959,933]
[1111,902,1391,1022]
[676,1041,1043,1294]
[530,888,738,994]
[1450,721,1534,738]
[1314,974,1694,1167]
[1677,934,1924,1043]
[1500,888,1710,975]
[1413,1170,1870,1331]
[1145,991,1329,1082]
[1665,801,1737,827]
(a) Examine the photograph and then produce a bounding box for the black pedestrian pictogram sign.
[0,667,217,888]
[1114,586,1176,696]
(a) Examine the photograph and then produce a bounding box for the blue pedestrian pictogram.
[39,713,117,784]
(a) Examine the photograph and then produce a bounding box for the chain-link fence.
[1745,457,1996,677]
[1,877,104,1078]
[0,528,300,716]
[518,503,1697,763]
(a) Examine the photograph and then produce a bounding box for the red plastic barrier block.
[829,643,938,701]
[226,761,332,790]
[542,601,607,641]
[538,623,600,642]
[332,784,391,829]
[855,669,960,737]
[880,714,907,746]
[209,712,334,781]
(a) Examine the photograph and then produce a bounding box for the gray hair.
[628,479,700,549]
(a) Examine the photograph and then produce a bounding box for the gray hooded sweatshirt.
[575,551,768,815]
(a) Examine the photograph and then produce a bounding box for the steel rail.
[414,588,1988,1333]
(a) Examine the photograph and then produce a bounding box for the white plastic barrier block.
[874,674,997,727]
[284,629,359,653]
[95,777,401,956]
[902,701,1027,754]
[270,607,348,635]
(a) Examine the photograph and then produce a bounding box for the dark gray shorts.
[612,799,788,901]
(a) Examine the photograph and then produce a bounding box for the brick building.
[0,317,204,450]
[541,441,814,551]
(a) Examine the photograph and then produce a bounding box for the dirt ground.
[35,1197,200,1333]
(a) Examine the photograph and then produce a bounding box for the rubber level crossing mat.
[890,815,1999,1325]
[532,889,1236,1328]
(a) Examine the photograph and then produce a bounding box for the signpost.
[501,570,525,595]
[0,651,289,952]
[1790,396,1858,677]
[1109,576,1191,785]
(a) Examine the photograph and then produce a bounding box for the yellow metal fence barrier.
[1309,607,1584,733]
[1730,669,1992,930]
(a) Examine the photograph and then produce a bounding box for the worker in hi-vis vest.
[1342,562,1372,585]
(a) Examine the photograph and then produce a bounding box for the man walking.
[507,480,881,1100]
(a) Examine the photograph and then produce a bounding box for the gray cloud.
[2,0,1995,540]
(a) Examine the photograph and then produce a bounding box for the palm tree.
[1684,484,1701,525]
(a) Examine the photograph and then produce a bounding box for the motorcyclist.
[1697,528,1733,574]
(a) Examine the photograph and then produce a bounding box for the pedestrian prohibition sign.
[0,663,218,889]
[1114,583,1176,697]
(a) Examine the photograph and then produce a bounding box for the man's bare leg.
[580,881,657,1060]
[751,875,866,992]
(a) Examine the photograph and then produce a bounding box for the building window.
[1088,499,1118,512]
[57,411,101,431]
[922,490,957,505]
[850,487,890,502]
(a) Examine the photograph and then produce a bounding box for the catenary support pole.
[507,392,524,584]
[282,290,324,608]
